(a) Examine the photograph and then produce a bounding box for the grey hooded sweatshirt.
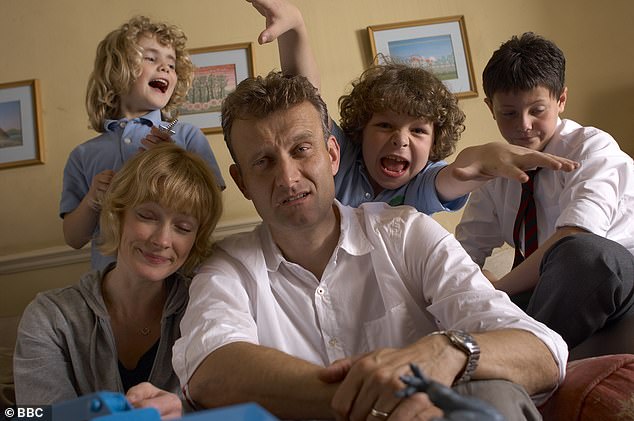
[13,265,189,405]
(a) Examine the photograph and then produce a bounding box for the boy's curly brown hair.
[339,63,465,161]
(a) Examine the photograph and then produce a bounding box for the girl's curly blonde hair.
[339,62,465,161]
[86,16,194,132]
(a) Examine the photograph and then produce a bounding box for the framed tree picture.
[178,43,255,134]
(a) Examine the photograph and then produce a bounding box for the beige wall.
[1,0,633,316]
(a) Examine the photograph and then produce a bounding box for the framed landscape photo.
[178,42,255,134]
[0,79,44,170]
[368,16,477,99]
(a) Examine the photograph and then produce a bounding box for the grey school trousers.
[511,232,634,348]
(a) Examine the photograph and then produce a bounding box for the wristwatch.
[429,330,480,384]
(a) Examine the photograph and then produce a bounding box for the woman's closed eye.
[175,224,193,234]
[136,210,156,221]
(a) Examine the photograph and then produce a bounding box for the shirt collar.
[260,200,374,272]
[104,109,162,132]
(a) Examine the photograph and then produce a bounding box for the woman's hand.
[126,382,182,420]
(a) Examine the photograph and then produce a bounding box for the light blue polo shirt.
[60,109,225,270]
[332,122,467,215]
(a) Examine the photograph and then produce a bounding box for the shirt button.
[123,138,132,144]
[364,192,372,199]
[119,121,127,128]
[328,338,338,347]
[316,287,325,295]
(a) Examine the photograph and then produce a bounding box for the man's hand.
[398,364,505,421]
[86,169,115,212]
[451,142,579,183]
[126,382,182,420]
[318,336,466,420]
[247,0,304,45]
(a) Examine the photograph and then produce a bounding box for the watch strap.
[428,330,480,384]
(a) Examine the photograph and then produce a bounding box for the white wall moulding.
[0,217,261,275]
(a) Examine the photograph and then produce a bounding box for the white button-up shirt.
[174,201,568,402]
[456,118,634,266]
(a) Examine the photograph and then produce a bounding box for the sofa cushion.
[539,354,634,420]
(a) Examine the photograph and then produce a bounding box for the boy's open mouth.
[149,79,169,93]
[381,156,409,176]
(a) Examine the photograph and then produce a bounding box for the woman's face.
[117,201,199,282]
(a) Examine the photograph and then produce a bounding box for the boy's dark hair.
[483,32,566,100]
[339,63,465,162]
[221,71,330,165]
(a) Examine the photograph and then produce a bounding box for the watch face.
[445,330,480,384]
[448,330,478,354]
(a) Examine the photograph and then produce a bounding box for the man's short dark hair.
[221,71,330,164]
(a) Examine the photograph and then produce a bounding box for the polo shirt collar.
[104,109,162,132]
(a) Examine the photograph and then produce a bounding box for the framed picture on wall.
[368,16,478,99]
[178,42,255,134]
[0,79,44,170]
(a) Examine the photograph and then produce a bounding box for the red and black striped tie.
[512,170,540,268]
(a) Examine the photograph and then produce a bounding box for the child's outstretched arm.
[434,142,579,202]
[248,0,320,90]
[62,169,114,249]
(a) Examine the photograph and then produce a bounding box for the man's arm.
[248,0,320,90]
[492,226,587,294]
[435,142,579,202]
[188,342,337,419]
[324,329,559,420]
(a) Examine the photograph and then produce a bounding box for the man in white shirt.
[173,71,568,420]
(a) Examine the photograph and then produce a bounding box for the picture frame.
[0,79,44,169]
[178,42,255,134]
[368,16,478,99]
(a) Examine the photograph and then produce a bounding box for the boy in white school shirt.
[456,32,634,349]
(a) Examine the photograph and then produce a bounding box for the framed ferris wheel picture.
[368,16,478,99]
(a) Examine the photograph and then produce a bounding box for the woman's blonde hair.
[86,16,194,132]
[98,143,223,276]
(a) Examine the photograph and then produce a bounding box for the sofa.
[538,311,634,420]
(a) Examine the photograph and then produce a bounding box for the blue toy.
[50,392,279,421]
[397,363,505,421]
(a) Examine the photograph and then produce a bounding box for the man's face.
[486,86,567,151]
[229,101,340,235]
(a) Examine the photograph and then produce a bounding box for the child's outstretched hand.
[141,126,174,151]
[247,0,304,45]
[86,169,115,212]
[451,142,580,183]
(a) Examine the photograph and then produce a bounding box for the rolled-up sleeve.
[172,249,259,387]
